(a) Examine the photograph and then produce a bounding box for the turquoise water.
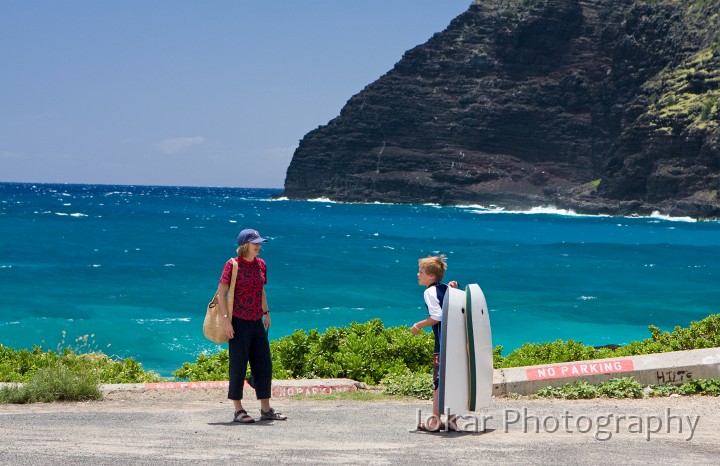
[1,182,719,376]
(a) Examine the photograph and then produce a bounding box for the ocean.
[1,182,718,377]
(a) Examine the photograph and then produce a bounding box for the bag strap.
[226,258,238,316]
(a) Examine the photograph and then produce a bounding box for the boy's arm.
[411,317,439,335]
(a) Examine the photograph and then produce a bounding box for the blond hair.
[418,254,447,281]
[237,243,251,258]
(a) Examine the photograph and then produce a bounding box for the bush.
[598,377,644,399]
[175,314,720,391]
[176,319,435,384]
[0,338,161,384]
[677,379,720,396]
[498,339,599,368]
[646,383,680,397]
[381,371,433,400]
[537,377,720,399]
[0,364,102,404]
[173,351,230,381]
[495,313,720,367]
[536,377,643,399]
[536,380,600,399]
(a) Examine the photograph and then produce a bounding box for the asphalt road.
[1,389,719,465]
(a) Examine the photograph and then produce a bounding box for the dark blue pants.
[228,318,272,400]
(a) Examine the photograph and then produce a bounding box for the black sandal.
[260,408,287,421]
[233,409,255,423]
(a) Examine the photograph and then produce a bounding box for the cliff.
[281,0,720,219]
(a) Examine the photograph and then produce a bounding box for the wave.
[459,204,602,217]
[456,204,703,222]
[54,212,88,217]
[648,211,697,223]
[135,318,192,324]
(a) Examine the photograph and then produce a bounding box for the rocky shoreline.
[281,0,720,220]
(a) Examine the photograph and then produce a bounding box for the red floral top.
[220,256,267,320]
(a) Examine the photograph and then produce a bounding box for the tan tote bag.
[203,258,238,344]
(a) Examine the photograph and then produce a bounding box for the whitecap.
[70,213,87,217]
[527,206,581,216]
[136,317,191,323]
[649,211,697,223]
[164,264,176,267]
[307,197,336,203]
[455,203,505,212]
[578,296,597,300]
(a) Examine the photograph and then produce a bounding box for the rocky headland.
[281,0,720,219]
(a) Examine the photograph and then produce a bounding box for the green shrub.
[175,319,434,384]
[495,313,720,367]
[536,377,643,399]
[498,339,599,368]
[598,377,644,398]
[176,313,720,389]
[536,380,600,399]
[381,371,433,400]
[647,383,680,397]
[677,379,720,396]
[0,339,161,384]
[537,378,720,399]
[0,364,102,404]
[173,351,230,381]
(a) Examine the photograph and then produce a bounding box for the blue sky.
[1,1,471,188]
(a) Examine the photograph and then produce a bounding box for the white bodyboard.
[465,284,493,411]
[438,287,469,415]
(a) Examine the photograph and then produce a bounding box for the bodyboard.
[438,286,469,416]
[465,283,493,411]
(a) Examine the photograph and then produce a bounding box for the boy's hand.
[411,323,421,335]
[448,280,459,288]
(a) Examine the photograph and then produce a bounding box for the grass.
[0,365,102,404]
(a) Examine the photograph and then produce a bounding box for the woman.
[216,228,287,423]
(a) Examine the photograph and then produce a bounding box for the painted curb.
[493,347,720,396]
[99,378,358,398]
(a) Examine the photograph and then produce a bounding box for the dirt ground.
[1,388,719,465]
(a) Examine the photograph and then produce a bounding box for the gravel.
[1,388,719,465]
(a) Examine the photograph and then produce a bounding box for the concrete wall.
[493,347,720,396]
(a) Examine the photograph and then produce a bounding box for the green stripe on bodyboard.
[465,285,477,411]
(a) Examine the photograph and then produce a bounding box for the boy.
[411,254,457,431]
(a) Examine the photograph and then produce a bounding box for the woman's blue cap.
[237,229,267,245]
